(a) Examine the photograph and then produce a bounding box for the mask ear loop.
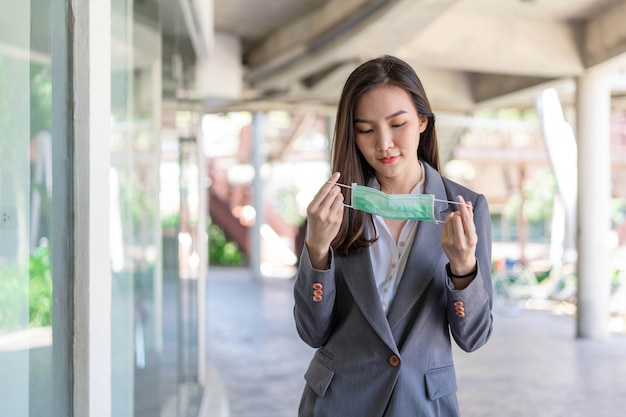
[326,181,356,209]
[434,199,473,210]
[432,199,473,224]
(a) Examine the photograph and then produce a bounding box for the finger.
[313,180,345,219]
[441,212,458,245]
[310,172,342,210]
[455,195,475,237]
[322,183,344,212]
[329,188,345,214]
[441,212,453,239]
[328,171,341,183]
[322,172,341,192]
[320,172,342,199]
[449,211,466,242]
[309,187,341,220]
[306,189,344,247]
[456,195,473,218]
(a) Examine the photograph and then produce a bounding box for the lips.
[379,155,399,164]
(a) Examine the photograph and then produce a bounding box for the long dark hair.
[330,55,440,255]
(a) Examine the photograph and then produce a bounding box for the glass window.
[0,0,64,415]
[110,0,201,416]
[1,1,204,415]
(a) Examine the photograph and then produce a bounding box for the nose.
[375,128,394,151]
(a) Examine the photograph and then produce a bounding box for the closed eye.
[392,122,407,128]
[356,128,373,134]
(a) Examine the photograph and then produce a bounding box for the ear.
[418,114,428,133]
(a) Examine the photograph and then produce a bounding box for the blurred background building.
[1,0,626,416]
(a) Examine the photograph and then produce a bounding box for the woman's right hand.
[305,172,344,269]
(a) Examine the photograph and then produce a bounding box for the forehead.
[354,85,415,117]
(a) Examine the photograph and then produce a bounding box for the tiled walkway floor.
[206,269,313,417]
[205,268,626,417]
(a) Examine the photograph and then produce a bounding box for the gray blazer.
[294,162,493,417]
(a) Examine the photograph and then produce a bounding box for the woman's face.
[354,85,428,191]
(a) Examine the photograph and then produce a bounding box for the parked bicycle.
[492,257,626,321]
[491,258,576,317]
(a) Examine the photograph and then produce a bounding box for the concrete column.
[576,71,612,339]
[72,0,112,414]
[197,133,208,384]
[251,112,265,278]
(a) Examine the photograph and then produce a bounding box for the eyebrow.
[354,110,408,124]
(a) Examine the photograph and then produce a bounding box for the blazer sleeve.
[446,193,493,352]
[293,246,337,348]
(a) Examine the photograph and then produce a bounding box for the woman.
[293,55,493,417]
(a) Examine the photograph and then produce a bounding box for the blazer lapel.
[340,249,399,353]
[386,163,451,330]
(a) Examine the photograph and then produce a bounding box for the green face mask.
[351,184,437,222]
[330,182,470,223]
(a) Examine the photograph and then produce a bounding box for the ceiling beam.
[244,0,459,90]
[245,0,385,82]
[178,0,214,62]
[584,0,626,70]
[398,10,584,77]
[471,73,557,104]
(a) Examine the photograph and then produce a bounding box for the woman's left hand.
[440,195,478,277]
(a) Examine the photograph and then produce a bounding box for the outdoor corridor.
[205,268,626,417]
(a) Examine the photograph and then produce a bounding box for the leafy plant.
[0,243,53,331]
[503,169,555,223]
[611,197,626,228]
[0,264,29,332]
[28,243,52,327]
[161,212,180,230]
[208,223,245,266]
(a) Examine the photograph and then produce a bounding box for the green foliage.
[0,244,53,331]
[28,244,52,327]
[0,56,54,333]
[117,170,158,244]
[274,186,305,226]
[522,173,556,222]
[161,212,180,229]
[503,169,555,223]
[534,267,552,284]
[208,223,245,266]
[611,197,626,227]
[612,268,625,293]
[30,62,52,135]
[0,264,29,332]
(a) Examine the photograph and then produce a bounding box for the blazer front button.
[389,355,400,367]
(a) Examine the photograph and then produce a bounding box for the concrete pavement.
[202,267,626,417]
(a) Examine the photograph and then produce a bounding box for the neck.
[377,162,423,194]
